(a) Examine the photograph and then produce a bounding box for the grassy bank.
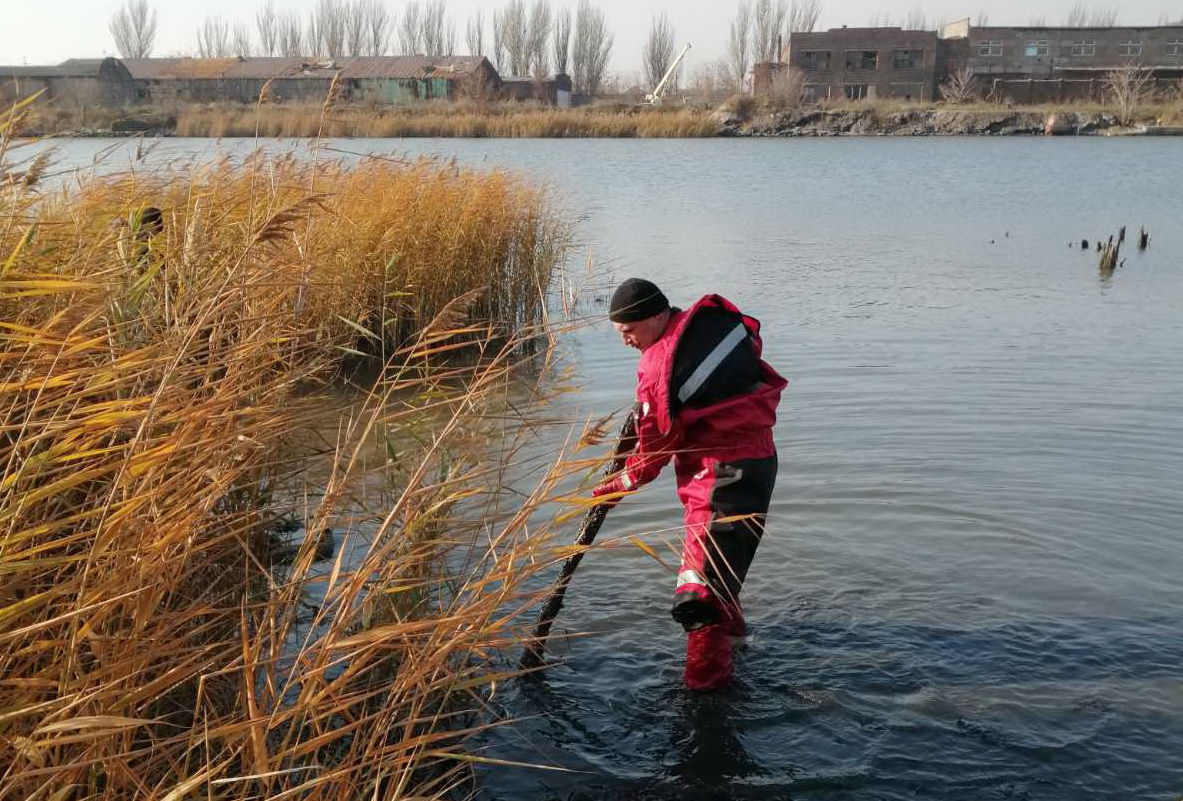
[0,99,604,798]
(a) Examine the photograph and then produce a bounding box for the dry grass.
[0,96,618,799]
[172,101,719,138]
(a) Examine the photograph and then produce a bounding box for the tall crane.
[645,42,692,106]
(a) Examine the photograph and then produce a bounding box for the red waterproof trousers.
[673,453,778,690]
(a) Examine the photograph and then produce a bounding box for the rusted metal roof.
[119,56,490,81]
[121,58,240,80]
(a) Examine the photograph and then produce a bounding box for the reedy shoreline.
[0,96,618,799]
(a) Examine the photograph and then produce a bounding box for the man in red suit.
[593,278,787,690]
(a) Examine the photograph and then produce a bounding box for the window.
[1025,40,1049,57]
[893,49,924,69]
[976,40,1002,57]
[1119,40,1143,57]
[1165,39,1183,56]
[801,50,832,70]
[843,83,869,100]
[1070,40,1096,57]
[845,50,878,70]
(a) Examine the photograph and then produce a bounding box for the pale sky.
[2,1,1180,80]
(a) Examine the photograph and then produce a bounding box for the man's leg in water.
[671,456,777,690]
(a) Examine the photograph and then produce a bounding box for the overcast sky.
[2,1,1180,79]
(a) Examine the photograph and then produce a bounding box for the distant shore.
[18,99,1182,139]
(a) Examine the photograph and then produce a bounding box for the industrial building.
[2,55,503,108]
[752,19,1183,103]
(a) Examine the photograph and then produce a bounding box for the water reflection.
[664,691,765,797]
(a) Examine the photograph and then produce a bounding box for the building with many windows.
[781,27,941,102]
[955,23,1183,101]
[752,20,1183,103]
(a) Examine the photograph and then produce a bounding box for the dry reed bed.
[0,110,601,799]
[174,103,720,138]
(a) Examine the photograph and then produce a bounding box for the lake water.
[28,136,1183,799]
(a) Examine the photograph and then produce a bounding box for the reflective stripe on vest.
[621,471,635,490]
[676,569,707,588]
[676,322,749,404]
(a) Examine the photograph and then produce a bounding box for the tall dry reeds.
[0,100,619,799]
[174,102,720,138]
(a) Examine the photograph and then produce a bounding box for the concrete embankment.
[719,108,1151,137]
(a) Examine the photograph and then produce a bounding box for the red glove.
[591,477,628,507]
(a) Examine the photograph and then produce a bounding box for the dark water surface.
[36,137,1183,799]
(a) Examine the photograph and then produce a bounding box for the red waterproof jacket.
[617,294,787,492]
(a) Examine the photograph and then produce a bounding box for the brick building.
[753,20,1183,104]
[957,23,1183,101]
[783,27,941,101]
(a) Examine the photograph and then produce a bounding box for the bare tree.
[787,0,822,33]
[753,0,788,62]
[233,23,253,57]
[466,10,485,55]
[500,1,530,75]
[313,0,347,58]
[1089,7,1118,25]
[1106,64,1151,125]
[643,13,676,90]
[197,14,231,58]
[257,1,279,55]
[973,9,989,26]
[109,0,157,59]
[279,12,304,56]
[572,0,613,95]
[770,67,806,106]
[362,0,393,55]
[527,0,553,77]
[345,1,366,55]
[728,1,752,85]
[939,66,977,103]
[399,2,423,54]
[420,1,455,56]
[905,5,927,30]
[277,13,301,56]
[492,10,507,70]
[691,59,738,101]
[553,6,572,74]
[1066,1,1088,26]
[1028,15,1047,25]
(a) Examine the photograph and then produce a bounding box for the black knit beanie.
[608,278,670,323]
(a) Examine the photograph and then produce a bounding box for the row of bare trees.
[1064,3,1119,27]
[728,0,822,85]
[109,0,613,94]
[489,0,611,93]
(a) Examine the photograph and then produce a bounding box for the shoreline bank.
[18,102,1181,139]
